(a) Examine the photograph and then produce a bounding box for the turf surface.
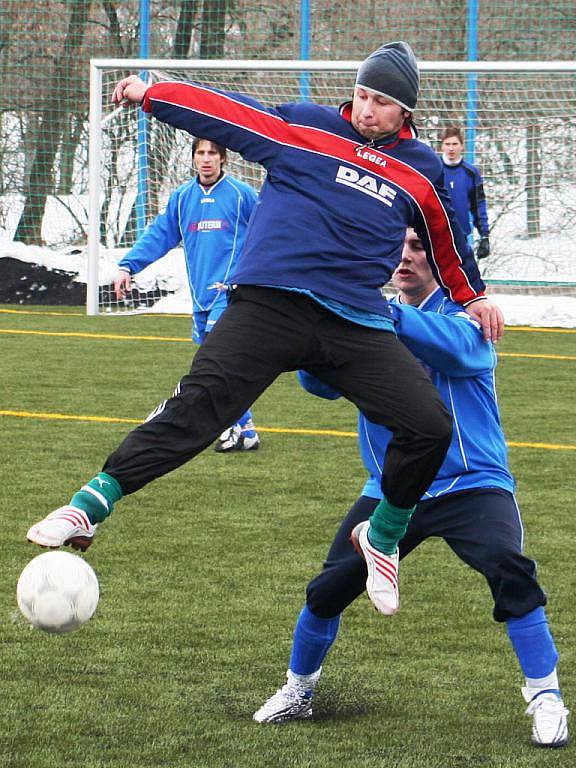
[1,306,574,767]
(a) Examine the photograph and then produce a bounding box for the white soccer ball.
[17,551,99,634]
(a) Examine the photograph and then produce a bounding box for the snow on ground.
[486,293,576,328]
[1,235,575,327]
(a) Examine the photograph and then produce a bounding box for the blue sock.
[506,606,559,679]
[69,472,123,524]
[238,410,256,437]
[288,605,341,676]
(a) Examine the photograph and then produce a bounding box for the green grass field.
[1,306,575,768]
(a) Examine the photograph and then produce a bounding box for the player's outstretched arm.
[112,74,147,105]
[465,298,504,342]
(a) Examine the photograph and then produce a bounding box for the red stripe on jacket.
[143,82,483,305]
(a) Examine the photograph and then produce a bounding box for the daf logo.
[335,166,397,207]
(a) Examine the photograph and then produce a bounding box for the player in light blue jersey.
[254,229,569,748]
[114,138,260,452]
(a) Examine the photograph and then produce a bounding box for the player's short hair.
[192,137,227,161]
[441,125,465,145]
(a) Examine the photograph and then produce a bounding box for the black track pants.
[103,286,452,502]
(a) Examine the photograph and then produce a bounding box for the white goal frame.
[88,58,576,315]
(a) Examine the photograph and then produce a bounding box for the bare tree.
[14,0,92,244]
[119,0,201,246]
[200,0,227,58]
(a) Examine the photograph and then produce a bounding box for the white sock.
[525,668,560,694]
[287,668,322,695]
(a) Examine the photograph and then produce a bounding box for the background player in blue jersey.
[29,43,504,618]
[441,126,490,261]
[113,138,260,452]
[253,229,568,748]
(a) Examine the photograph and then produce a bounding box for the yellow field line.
[0,328,192,343]
[507,440,576,451]
[1,328,575,360]
[0,308,189,318]
[498,352,576,361]
[507,326,576,334]
[1,409,574,451]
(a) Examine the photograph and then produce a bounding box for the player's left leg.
[437,488,569,748]
[27,287,313,548]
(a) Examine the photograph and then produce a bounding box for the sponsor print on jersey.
[354,147,388,167]
[188,219,230,232]
[335,166,397,207]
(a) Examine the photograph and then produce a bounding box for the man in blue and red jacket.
[28,43,504,619]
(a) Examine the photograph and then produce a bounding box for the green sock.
[69,472,123,524]
[368,497,416,555]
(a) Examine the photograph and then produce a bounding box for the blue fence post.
[466,0,479,165]
[299,0,310,101]
[136,0,150,238]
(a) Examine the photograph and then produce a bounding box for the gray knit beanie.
[355,41,419,111]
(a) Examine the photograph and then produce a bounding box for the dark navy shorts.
[306,488,546,622]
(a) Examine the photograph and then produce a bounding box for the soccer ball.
[17,551,99,634]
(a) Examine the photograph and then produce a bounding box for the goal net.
[88,59,576,315]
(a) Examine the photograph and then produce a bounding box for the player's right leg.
[254,496,375,723]
[27,287,316,548]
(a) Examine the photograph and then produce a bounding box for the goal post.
[88,58,576,315]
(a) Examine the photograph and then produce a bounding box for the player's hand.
[466,298,504,342]
[114,271,132,300]
[476,236,490,260]
[207,281,229,292]
[112,75,148,105]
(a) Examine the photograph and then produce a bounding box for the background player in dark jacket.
[441,125,490,260]
[253,229,568,749]
[28,43,504,618]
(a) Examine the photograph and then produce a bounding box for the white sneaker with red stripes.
[27,506,96,551]
[351,520,399,615]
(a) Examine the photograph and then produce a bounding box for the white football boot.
[214,424,243,452]
[523,687,569,748]
[351,520,399,615]
[253,670,320,723]
[27,506,96,551]
[215,422,260,452]
[237,430,260,451]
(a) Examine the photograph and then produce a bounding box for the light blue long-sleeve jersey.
[298,287,514,499]
[118,173,258,311]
